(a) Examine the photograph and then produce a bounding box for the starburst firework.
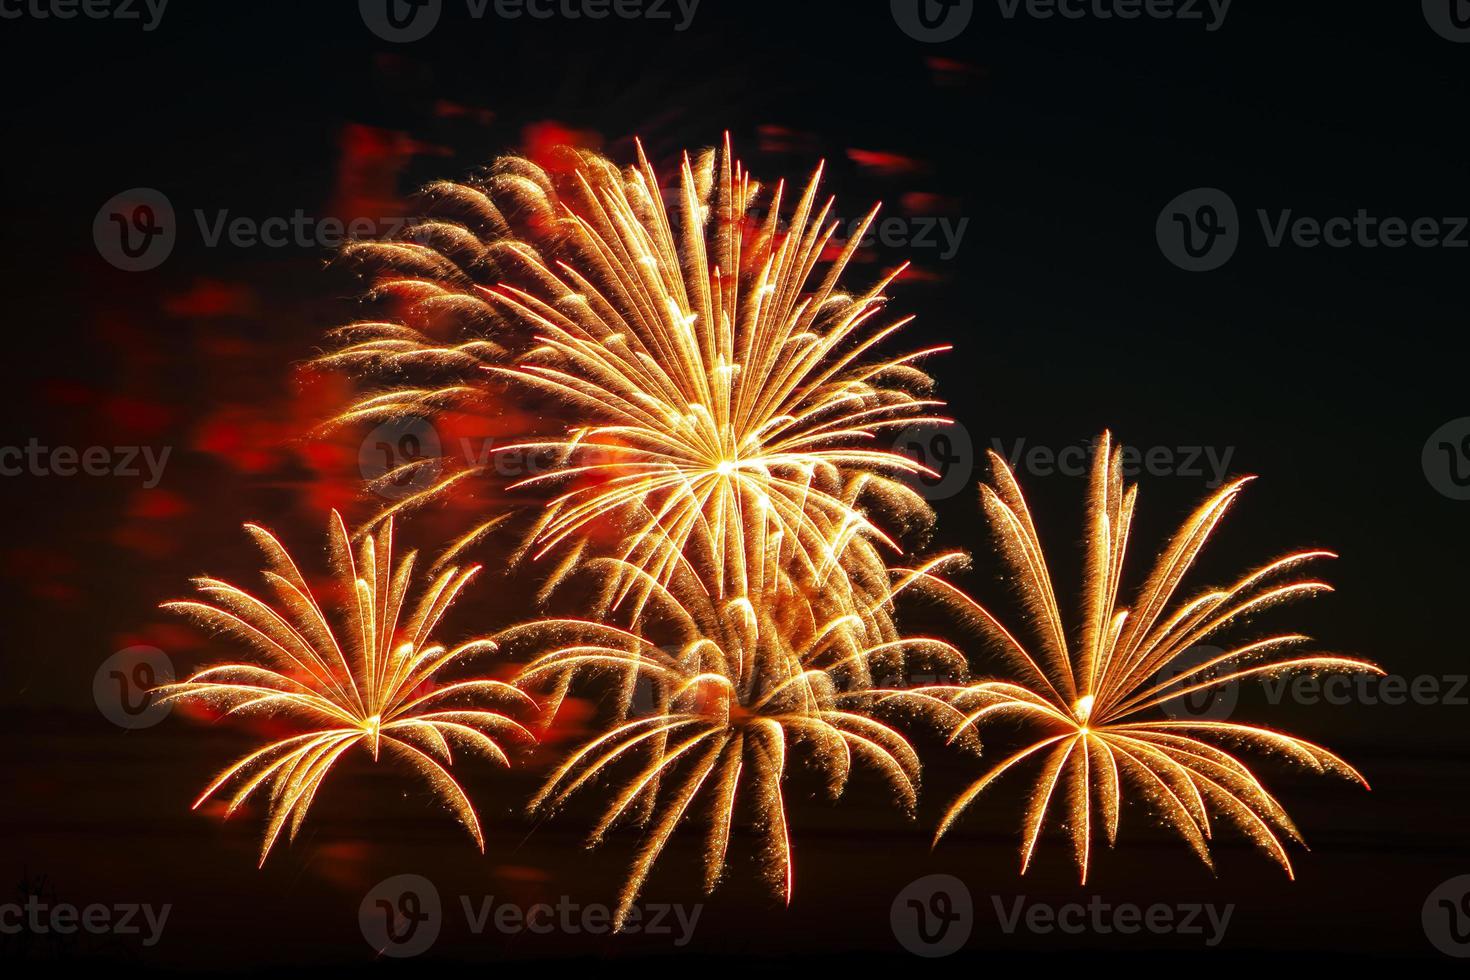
[507,535,965,926]
[135,117,1386,924]
[890,433,1381,880]
[155,512,535,863]
[320,138,947,613]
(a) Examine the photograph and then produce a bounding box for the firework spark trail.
[154,512,535,863]
[319,138,948,619]
[884,433,1382,881]
[308,140,964,916]
[145,126,1385,922]
[504,526,968,927]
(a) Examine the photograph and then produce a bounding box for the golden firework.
[316,139,963,916]
[155,512,535,864]
[320,138,947,614]
[507,535,965,927]
[889,433,1381,881]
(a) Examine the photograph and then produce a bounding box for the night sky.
[1,0,1467,968]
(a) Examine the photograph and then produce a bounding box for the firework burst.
[506,533,965,926]
[320,138,947,614]
[155,512,536,863]
[314,139,964,917]
[888,433,1381,880]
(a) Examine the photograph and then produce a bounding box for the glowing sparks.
[890,433,1382,881]
[510,535,963,927]
[148,130,1383,921]
[155,512,535,864]
[320,137,948,607]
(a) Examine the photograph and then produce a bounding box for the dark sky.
[1,0,1466,969]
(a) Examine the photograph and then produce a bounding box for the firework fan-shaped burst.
[502,530,968,927]
[155,513,536,863]
[319,137,950,614]
[887,433,1382,880]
